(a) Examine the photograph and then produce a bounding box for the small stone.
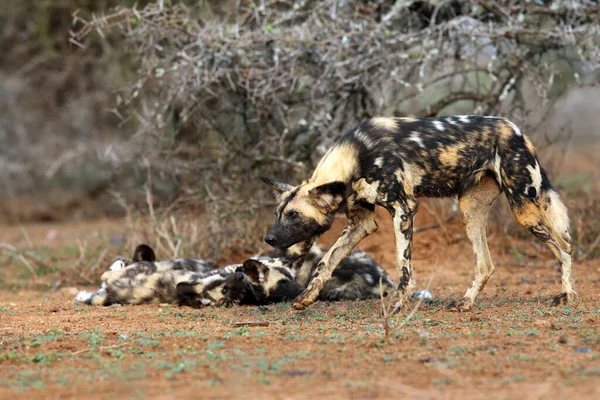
[416,329,437,338]
[558,335,568,344]
[574,346,591,354]
[470,316,480,322]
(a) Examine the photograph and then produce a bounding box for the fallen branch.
[71,341,131,356]
[232,321,270,328]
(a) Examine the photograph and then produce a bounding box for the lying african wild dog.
[262,115,574,312]
[174,243,394,306]
[273,239,394,301]
[75,244,223,306]
[77,241,394,306]
[75,244,304,307]
[177,256,304,307]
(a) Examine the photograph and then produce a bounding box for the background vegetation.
[1,0,599,264]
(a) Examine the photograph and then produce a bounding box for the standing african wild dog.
[262,116,574,312]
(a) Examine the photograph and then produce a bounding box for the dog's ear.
[261,176,295,201]
[132,244,156,263]
[239,259,270,286]
[308,181,346,211]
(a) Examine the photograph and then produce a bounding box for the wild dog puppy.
[262,116,574,312]
[75,261,230,306]
[177,257,304,307]
[75,244,217,306]
[273,240,394,300]
[76,244,303,307]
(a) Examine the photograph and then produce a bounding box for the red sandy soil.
[1,206,599,400]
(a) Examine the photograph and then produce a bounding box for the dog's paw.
[292,293,314,310]
[292,301,307,310]
[551,292,576,307]
[446,298,472,312]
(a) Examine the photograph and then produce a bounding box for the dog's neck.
[309,142,359,186]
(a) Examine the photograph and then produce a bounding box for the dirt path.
[1,213,599,399]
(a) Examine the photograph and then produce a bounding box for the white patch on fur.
[408,132,425,148]
[458,115,470,123]
[526,162,542,193]
[432,120,445,131]
[546,190,570,240]
[493,150,502,186]
[75,291,94,302]
[200,298,213,306]
[354,129,375,149]
[374,157,384,167]
[394,163,422,195]
[353,178,380,204]
[504,119,522,136]
[109,258,126,271]
[364,274,375,285]
[220,264,241,275]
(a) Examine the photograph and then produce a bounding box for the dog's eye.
[221,287,227,295]
[287,210,299,220]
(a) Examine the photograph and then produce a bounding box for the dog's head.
[261,176,346,249]
[176,258,304,307]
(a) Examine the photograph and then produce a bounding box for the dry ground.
[1,205,599,400]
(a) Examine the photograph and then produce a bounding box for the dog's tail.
[541,188,571,242]
[496,120,570,246]
[75,289,109,306]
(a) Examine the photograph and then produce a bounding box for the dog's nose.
[264,234,277,246]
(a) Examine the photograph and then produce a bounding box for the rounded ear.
[240,259,269,285]
[261,176,295,201]
[132,244,156,263]
[308,181,346,210]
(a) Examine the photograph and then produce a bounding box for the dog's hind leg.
[390,197,419,313]
[447,176,501,312]
[292,202,378,310]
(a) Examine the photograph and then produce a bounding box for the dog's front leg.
[391,198,418,313]
[292,203,378,310]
